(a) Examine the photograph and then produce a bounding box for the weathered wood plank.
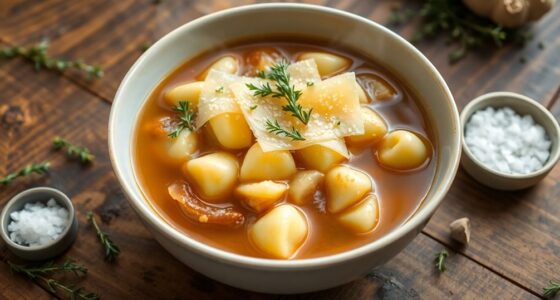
[0,254,54,299]
[285,234,536,300]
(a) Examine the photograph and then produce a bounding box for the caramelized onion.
[168,183,245,227]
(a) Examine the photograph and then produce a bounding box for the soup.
[133,39,436,259]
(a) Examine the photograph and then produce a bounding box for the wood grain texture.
[1,0,560,299]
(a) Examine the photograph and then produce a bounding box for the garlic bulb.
[463,0,555,28]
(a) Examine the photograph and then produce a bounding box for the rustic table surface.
[0,1,559,299]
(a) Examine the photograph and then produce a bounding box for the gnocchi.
[235,181,288,213]
[249,205,308,259]
[297,144,346,172]
[183,152,239,202]
[345,107,387,148]
[288,170,324,205]
[240,143,297,182]
[199,56,239,79]
[336,194,379,233]
[209,113,253,149]
[378,130,429,170]
[325,166,372,213]
[298,52,351,77]
[164,81,204,107]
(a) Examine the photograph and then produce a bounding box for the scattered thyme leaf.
[435,249,449,273]
[168,101,196,138]
[247,60,312,125]
[544,280,560,298]
[246,82,274,97]
[0,41,103,79]
[256,69,266,79]
[215,86,224,93]
[389,0,533,63]
[139,42,152,53]
[306,81,314,87]
[249,104,258,111]
[87,211,120,262]
[265,119,305,141]
[538,41,545,50]
[53,137,95,164]
[0,162,50,186]
[8,261,98,300]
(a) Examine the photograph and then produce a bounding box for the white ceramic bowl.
[109,4,461,294]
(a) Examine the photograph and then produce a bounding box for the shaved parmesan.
[230,61,363,152]
[196,70,242,128]
[316,139,350,158]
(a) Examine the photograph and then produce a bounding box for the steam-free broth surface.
[133,40,436,259]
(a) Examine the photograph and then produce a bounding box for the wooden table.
[0,1,559,299]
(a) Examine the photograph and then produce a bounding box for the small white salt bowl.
[461,91,560,190]
[0,187,78,261]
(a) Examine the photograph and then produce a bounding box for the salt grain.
[7,199,69,247]
[465,106,551,175]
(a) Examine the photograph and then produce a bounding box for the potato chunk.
[164,81,204,107]
[167,130,199,162]
[288,170,324,205]
[297,144,346,173]
[337,194,379,233]
[378,130,429,170]
[183,152,239,202]
[199,56,239,80]
[345,107,387,147]
[249,205,308,259]
[325,166,372,213]
[209,113,253,150]
[298,52,351,77]
[236,181,288,213]
[240,143,296,182]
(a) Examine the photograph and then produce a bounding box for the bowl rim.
[0,187,76,252]
[109,3,461,269]
[460,91,560,179]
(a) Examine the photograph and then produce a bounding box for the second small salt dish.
[0,187,78,261]
[460,91,560,190]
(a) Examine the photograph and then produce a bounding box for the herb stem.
[544,280,560,298]
[0,162,50,186]
[168,101,196,138]
[435,249,448,273]
[87,211,120,262]
[0,41,103,79]
[53,137,95,164]
[8,261,98,300]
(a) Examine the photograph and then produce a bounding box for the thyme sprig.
[265,119,305,141]
[544,280,560,298]
[53,137,95,164]
[435,249,449,273]
[0,162,50,186]
[0,41,103,79]
[8,261,99,300]
[247,60,312,124]
[388,0,532,63]
[87,211,120,262]
[168,101,196,138]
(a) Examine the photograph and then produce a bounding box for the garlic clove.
[449,217,471,244]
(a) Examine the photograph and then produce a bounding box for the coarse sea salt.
[465,106,551,175]
[7,199,69,247]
